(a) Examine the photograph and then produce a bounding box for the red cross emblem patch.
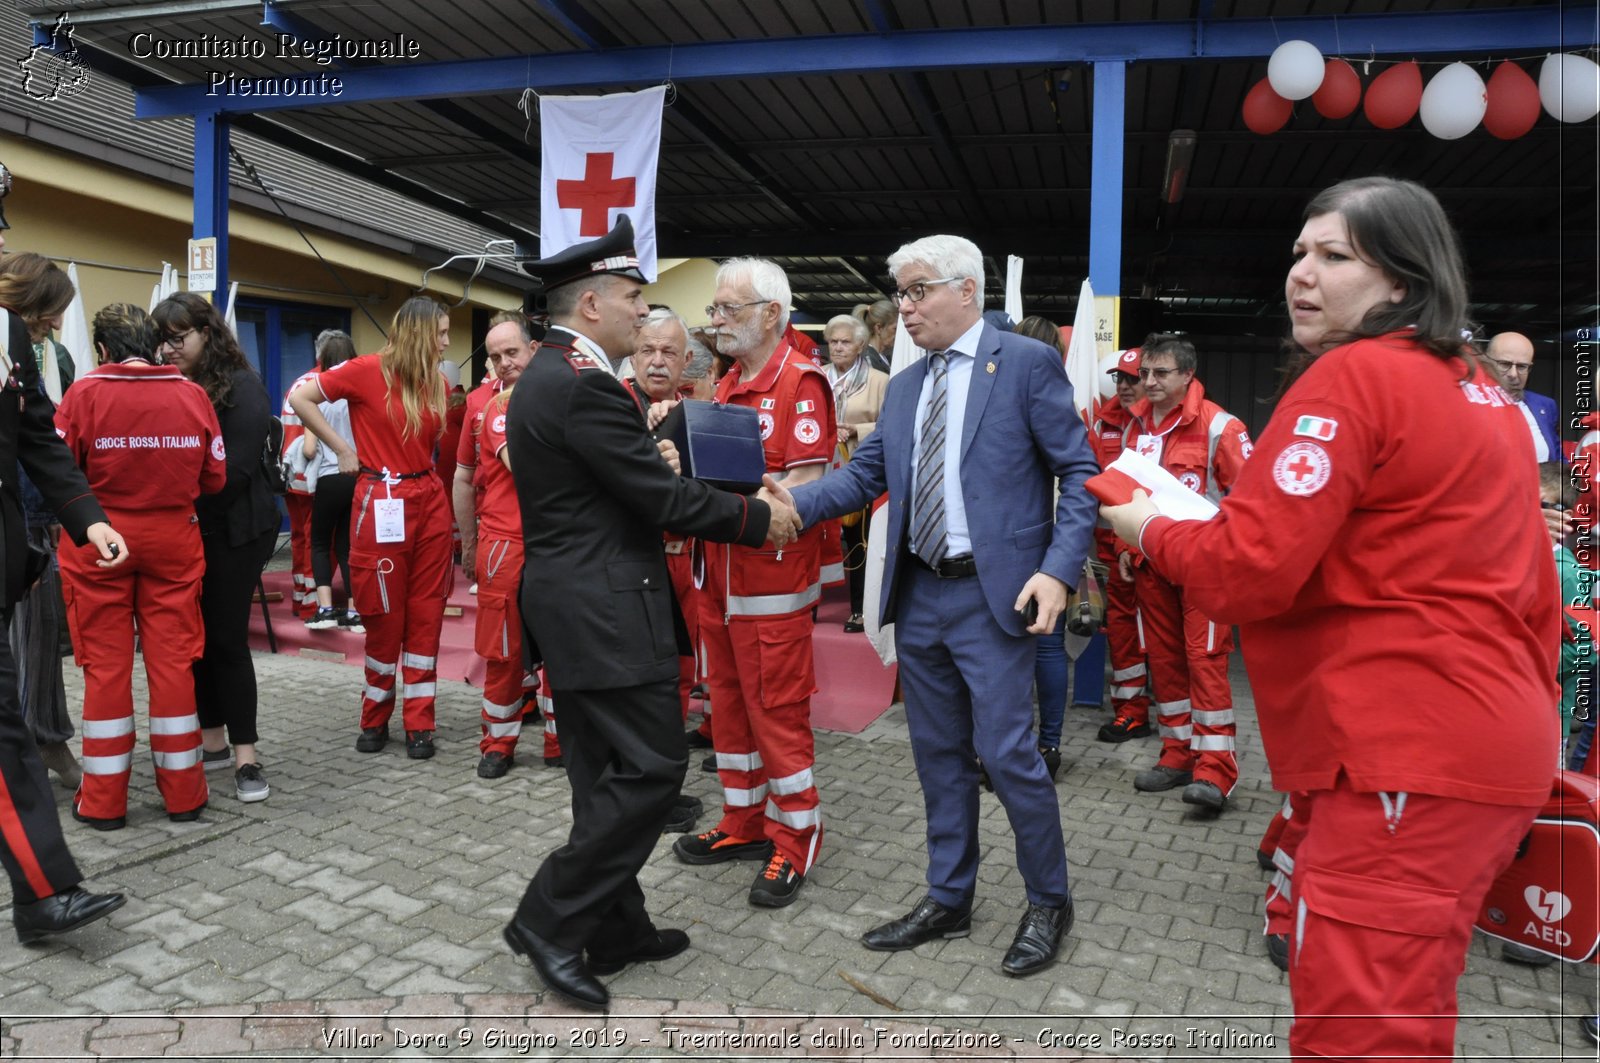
[1272,442,1331,496]
[794,417,821,445]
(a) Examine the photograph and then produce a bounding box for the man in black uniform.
[0,163,131,944]
[503,216,799,1010]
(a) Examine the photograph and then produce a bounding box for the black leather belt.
[913,554,977,579]
[360,466,432,481]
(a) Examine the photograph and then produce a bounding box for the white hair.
[887,235,985,309]
[683,337,715,380]
[640,306,690,343]
[716,257,792,331]
[825,314,869,344]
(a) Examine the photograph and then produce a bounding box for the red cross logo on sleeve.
[1272,441,1332,496]
[557,152,636,236]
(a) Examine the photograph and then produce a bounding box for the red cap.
[1107,347,1142,375]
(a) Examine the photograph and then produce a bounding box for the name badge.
[1135,433,1163,463]
[374,497,406,543]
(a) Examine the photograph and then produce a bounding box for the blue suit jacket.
[1525,391,1563,462]
[791,323,1100,637]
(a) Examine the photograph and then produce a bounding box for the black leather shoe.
[168,801,206,823]
[1256,848,1275,872]
[504,919,608,1010]
[477,752,512,779]
[355,727,389,753]
[1265,932,1289,972]
[71,805,125,832]
[862,895,973,952]
[662,795,703,835]
[685,728,713,749]
[701,753,718,773]
[1000,901,1073,976]
[405,731,435,759]
[587,928,690,976]
[1039,746,1062,781]
[15,886,126,945]
[1182,779,1226,812]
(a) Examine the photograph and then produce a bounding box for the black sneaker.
[355,727,389,753]
[1097,715,1153,743]
[339,611,365,634]
[201,745,233,773]
[662,795,703,834]
[673,829,772,866]
[748,853,804,908]
[477,751,512,778]
[168,801,206,823]
[406,731,435,760]
[72,805,125,832]
[305,606,340,630]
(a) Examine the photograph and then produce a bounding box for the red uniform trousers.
[665,546,702,725]
[1135,566,1238,793]
[818,519,845,588]
[536,669,559,760]
[1262,792,1309,937]
[285,492,317,619]
[1286,781,1539,1062]
[349,476,453,733]
[699,559,822,872]
[1097,532,1149,727]
[474,536,542,758]
[59,508,209,819]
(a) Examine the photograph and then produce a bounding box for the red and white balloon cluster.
[1242,39,1600,139]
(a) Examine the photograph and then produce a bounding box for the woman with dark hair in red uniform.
[289,297,453,759]
[1105,177,1557,1061]
[55,304,225,827]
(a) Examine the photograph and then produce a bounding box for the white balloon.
[1097,351,1121,401]
[1420,63,1487,139]
[1539,53,1600,123]
[1268,40,1325,101]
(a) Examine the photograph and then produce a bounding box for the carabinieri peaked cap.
[518,214,648,290]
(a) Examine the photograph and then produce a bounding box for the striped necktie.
[910,351,950,564]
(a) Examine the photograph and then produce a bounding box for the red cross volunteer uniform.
[54,360,226,822]
[317,354,453,743]
[280,368,320,619]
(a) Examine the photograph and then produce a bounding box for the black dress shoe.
[503,920,608,1010]
[685,728,714,749]
[587,928,690,975]
[1000,901,1073,976]
[662,795,703,834]
[701,753,718,773]
[15,886,127,945]
[861,895,972,952]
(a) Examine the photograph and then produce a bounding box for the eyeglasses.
[1137,366,1182,380]
[1488,358,1533,375]
[892,278,958,305]
[704,300,768,320]
[158,328,197,348]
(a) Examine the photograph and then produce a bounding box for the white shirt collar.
[548,324,616,377]
[922,316,986,362]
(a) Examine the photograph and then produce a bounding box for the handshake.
[756,473,802,549]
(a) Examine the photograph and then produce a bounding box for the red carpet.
[249,573,896,733]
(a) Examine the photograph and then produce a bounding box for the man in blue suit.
[1488,332,1561,462]
[774,234,1100,976]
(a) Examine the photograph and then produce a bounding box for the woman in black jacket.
[153,294,279,804]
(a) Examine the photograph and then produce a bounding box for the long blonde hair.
[380,296,447,440]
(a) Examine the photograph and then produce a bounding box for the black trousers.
[842,516,867,616]
[310,472,355,596]
[195,527,276,746]
[0,607,80,903]
[515,677,686,953]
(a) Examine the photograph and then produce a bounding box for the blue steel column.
[193,109,230,301]
[1089,60,1125,297]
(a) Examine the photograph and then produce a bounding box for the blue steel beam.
[193,109,230,300]
[136,7,1600,117]
[1089,62,1125,298]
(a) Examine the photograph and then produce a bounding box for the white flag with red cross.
[540,85,666,281]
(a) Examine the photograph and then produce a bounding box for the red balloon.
[1483,60,1540,139]
[1243,77,1293,134]
[1364,60,1422,129]
[1312,58,1362,119]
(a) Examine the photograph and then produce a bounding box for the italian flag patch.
[795,399,816,414]
[1293,415,1337,441]
[760,398,776,410]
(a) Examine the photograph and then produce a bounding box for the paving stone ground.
[1,625,1595,1060]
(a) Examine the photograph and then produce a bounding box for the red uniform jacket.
[1140,334,1560,806]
